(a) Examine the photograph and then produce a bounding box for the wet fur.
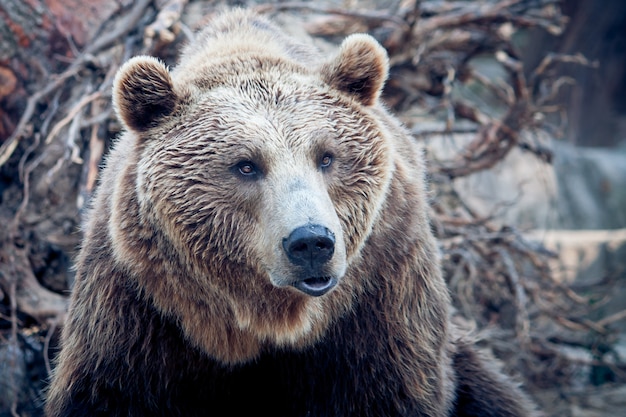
[46,9,538,417]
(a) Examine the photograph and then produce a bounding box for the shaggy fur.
[45,9,538,417]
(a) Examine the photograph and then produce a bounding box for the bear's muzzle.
[282,224,338,296]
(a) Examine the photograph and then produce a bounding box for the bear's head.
[111,29,393,363]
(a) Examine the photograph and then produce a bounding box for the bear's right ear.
[113,56,177,132]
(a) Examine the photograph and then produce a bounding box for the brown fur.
[45,9,538,417]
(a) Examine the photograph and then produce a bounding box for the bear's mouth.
[291,276,337,297]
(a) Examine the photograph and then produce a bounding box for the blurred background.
[1,0,625,415]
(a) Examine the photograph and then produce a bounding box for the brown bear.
[45,9,538,417]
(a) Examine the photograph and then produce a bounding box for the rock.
[530,229,626,332]
[554,144,626,230]
[424,131,559,230]
[424,135,626,231]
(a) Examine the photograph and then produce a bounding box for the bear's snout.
[282,224,338,297]
[283,224,335,267]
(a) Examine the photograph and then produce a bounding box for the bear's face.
[112,34,391,360]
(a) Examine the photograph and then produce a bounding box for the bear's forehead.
[197,72,329,106]
[156,84,372,163]
[182,79,348,132]
[165,68,376,151]
[179,98,338,148]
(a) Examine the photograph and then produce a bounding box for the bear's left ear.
[321,34,389,106]
[113,56,178,132]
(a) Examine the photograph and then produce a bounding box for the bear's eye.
[235,161,258,177]
[320,154,333,169]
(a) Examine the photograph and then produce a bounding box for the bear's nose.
[282,224,335,269]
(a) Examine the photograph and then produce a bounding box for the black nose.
[282,224,335,270]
